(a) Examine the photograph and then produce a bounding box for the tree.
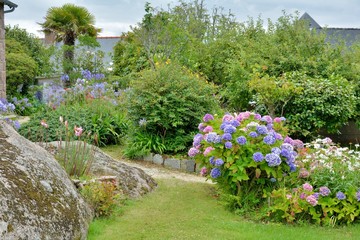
[39,3,101,75]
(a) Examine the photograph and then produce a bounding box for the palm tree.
[39,3,101,75]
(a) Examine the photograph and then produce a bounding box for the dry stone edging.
[0,121,93,240]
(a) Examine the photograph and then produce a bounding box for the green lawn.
[87,178,360,240]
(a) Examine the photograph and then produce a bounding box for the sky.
[4,0,360,38]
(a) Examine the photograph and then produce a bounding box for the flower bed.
[189,112,360,225]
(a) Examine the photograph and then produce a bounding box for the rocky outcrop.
[0,121,93,240]
[90,148,157,198]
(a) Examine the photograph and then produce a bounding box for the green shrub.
[81,180,123,218]
[284,72,357,139]
[19,99,128,146]
[125,62,220,155]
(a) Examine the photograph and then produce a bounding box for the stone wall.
[142,153,199,173]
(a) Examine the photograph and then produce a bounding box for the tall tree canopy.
[39,3,101,74]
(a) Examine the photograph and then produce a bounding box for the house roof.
[299,12,322,29]
[300,12,360,46]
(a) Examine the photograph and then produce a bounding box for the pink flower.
[274,117,282,123]
[306,195,318,206]
[203,126,213,133]
[200,167,207,176]
[300,192,307,199]
[203,114,214,122]
[188,147,200,157]
[222,114,234,122]
[74,126,83,137]
[286,194,292,200]
[302,183,313,192]
[40,120,48,128]
[203,146,215,156]
[299,168,310,178]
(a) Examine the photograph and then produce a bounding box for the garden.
[1,0,360,238]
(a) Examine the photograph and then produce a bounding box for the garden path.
[113,157,210,184]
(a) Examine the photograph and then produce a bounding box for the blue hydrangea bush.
[189,112,303,211]
[189,112,360,225]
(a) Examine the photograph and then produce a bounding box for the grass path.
[87,178,360,240]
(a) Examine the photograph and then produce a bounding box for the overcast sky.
[4,0,360,38]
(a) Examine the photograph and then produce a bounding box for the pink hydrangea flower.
[188,147,200,157]
[306,195,318,206]
[200,167,207,176]
[203,146,215,156]
[203,126,213,133]
[302,183,313,192]
[222,114,234,122]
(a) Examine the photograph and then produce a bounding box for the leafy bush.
[189,112,360,224]
[189,112,302,211]
[268,139,360,225]
[81,180,123,218]
[19,99,128,146]
[126,62,219,155]
[6,39,38,96]
[283,72,357,139]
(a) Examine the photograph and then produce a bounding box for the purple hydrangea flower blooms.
[254,113,261,120]
[261,115,273,124]
[256,125,268,135]
[210,168,221,178]
[356,190,360,201]
[225,141,233,149]
[253,152,264,162]
[236,136,247,145]
[230,119,240,127]
[220,122,230,130]
[280,149,291,158]
[271,147,281,155]
[289,163,296,172]
[203,113,214,122]
[214,135,222,143]
[224,125,236,134]
[188,147,200,157]
[265,153,281,167]
[193,134,203,147]
[336,191,346,200]
[263,135,276,145]
[274,133,283,140]
[209,156,215,165]
[280,117,286,121]
[281,143,294,151]
[249,131,258,138]
[215,158,224,166]
[267,123,273,130]
[205,132,217,143]
[222,133,232,141]
[313,193,320,200]
[284,136,294,145]
[198,123,206,131]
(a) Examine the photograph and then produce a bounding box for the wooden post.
[0,2,5,99]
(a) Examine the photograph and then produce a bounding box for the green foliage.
[284,72,357,139]
[5,39,38,96]
[19,99,129,146]
[5,25,53,77]
[81,181,123,218]
[126,62,219,154]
